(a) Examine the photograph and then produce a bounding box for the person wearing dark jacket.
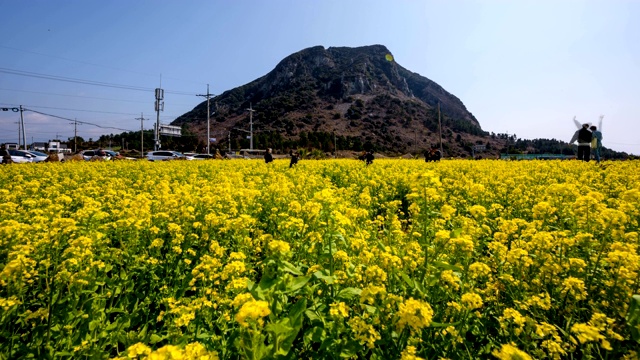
[570,123,593,162]
[289,150,299,168]
[264,148,273,164]
[424,147,442,162]
[364,151,374,165]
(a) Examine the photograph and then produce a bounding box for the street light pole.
[154,86,164,151]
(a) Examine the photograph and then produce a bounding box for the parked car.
[146,151,193,161]
[24,150,49,163]
[7,149,36,163]
[81,149,112,161]
[191,154,215,160]
[103,150,119,158]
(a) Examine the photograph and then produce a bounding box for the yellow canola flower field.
[1,159,639,359]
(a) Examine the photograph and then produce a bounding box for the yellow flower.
[469,262,492,279]
[499,308,527,335]
[329,301,350,319]
[268,240,291,255]
[397,298,434,332]
[400,345,425,360]
[441,204,457,220]
[127,342,151,358]
[461,292,483,310]
[492,343,532,360]
[235,300,271,327]
[440,270,461,291]
[347,316,380,348]
[561,277,587,301]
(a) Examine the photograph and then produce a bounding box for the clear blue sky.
[1,0,638,154]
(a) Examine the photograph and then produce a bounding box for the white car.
[191,154,215,160]
[80,149,111,161]
[146,151,193,161]
[25,150,49,163]
[7,149,36,163]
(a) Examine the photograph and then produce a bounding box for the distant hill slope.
[171,45,629,159]
[172,45,491,156]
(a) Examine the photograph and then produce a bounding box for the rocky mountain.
[169,45,551,157]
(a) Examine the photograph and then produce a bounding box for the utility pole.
[334,132,337,159]
[69,118,80,153]
[197,84,215,155]
[228,131,231,154]
[15,121,21,148]
[136,113,148,157]
[246,103,255,150]
[19,105,26,149]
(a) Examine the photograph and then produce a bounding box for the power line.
[0,44,207,85]
[0,102,188,118]
[13,104,140,116]
[0,87,149,104]
[24,108,137,132]
[0,67,196,96]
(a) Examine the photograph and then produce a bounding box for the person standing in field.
[570,123,593,162]
[264,148,273,164]
[590,125,603,163]
[364,150,374,165]
[289,150,299,168]
[424,146,442,162]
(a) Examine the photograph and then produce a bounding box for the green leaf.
[305,304,327,324]
[430,321,460,328]
[289,298,308,326]
[364,304,377,315]
[339,339,363,358]
[627,294,640,344]
[432,261,463,272]
[313,271,336,285]
[149,334,163,344]
[336,287,362,300]
[305,309,322,322]
[265,320,293,337]
[304,326,326,345]
[139,324,148,338]
[281,261,304,276]
[284,275,312,294]
[88,320,100,332]
[400,272,414,287]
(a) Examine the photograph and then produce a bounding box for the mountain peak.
[173,45,483,154]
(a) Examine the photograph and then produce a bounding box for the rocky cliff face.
[173,45,486,155]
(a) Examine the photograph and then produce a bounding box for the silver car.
[81,150,112,161]
[146,151,193,161]
[25,150,49,163]
[7,149,35,163]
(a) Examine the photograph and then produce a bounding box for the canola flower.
[0,159,638,359]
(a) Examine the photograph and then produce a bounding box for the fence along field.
[0,159,639,359]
